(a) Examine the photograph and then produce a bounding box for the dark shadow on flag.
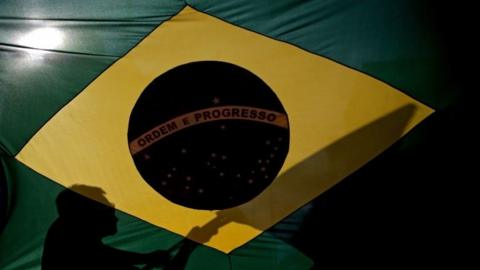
[42,185,216,270]
[198,104,416,235]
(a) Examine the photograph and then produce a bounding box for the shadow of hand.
[185,225,217,244]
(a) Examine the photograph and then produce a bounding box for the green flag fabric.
[0,1,471,269]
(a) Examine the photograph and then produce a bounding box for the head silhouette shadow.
[56,185,117,237]
[42,185,133,269]
[42,185,213,270]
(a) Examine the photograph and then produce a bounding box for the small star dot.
[212,97,220,104]
[248,179,254,184]
[219,172,224,177]
[186,176,192,181]
[167,174,172,178]
[274,146,279,151]
[270,154,275,158]
[206,161,211,166]
[228,196,234,200]
[198,189,204,194]
[265,140,271,145]
[257,159,262,164]
[144,154,150,160]
[264,175,269,179]
[265,159,270,164]
[161,181,167,186]
[260,167,266,172]
[278,137,283,142]
[236,173,241,178]
[220,125,226,130]
[181,148,187,154]
[172,167,177,172]
[251,170,255,174]
[211,153,217,158]
[221,155,227,160]
[185,186,190,190]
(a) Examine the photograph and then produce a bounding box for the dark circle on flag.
[127,61,289,210]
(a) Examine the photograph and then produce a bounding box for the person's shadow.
[42,185,214,270]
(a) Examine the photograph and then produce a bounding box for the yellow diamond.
[16,6,433,253]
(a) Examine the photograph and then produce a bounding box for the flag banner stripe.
[129,105,288,155]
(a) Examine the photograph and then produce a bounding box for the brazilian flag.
[0,1,470,269]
